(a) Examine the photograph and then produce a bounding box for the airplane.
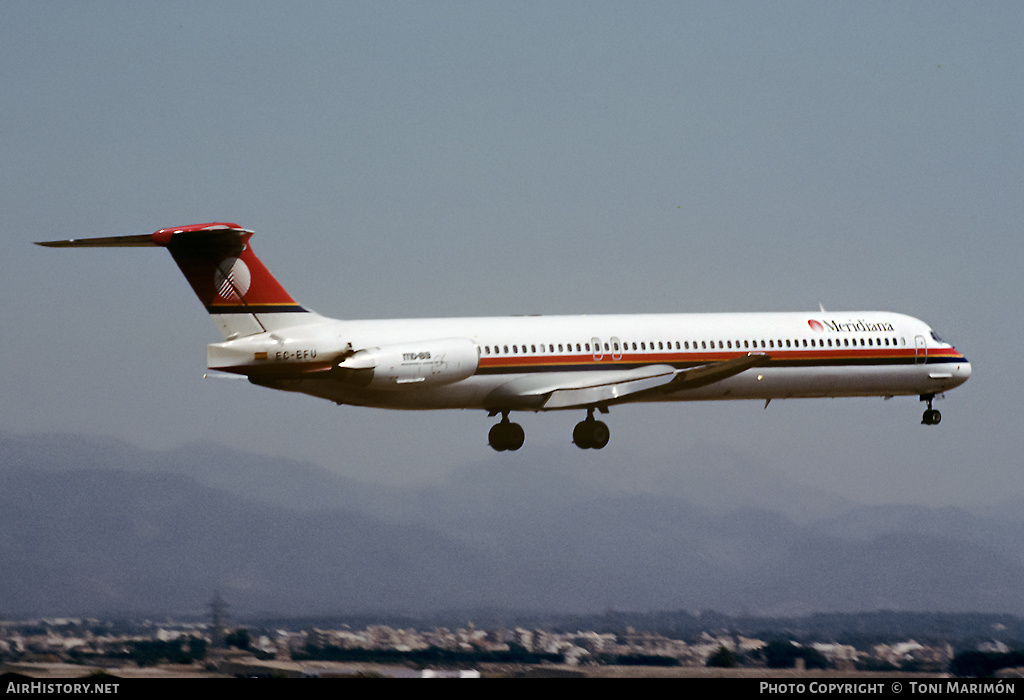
[37,222,971,451]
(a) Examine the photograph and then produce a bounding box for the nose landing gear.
[920,394,941,425]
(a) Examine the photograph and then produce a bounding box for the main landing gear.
[487,408,611,451]
[488,414,524,452]
[920,394,941,425]
[573,409,610,450]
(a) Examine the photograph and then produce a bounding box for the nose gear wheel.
[920,394,942,425]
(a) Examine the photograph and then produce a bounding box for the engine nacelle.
[334,337,480,390]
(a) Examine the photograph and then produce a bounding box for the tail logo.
[214,257,251,301]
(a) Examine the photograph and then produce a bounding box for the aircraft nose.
[956,355,971,386]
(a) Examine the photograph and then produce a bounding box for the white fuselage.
[207,310,971,412]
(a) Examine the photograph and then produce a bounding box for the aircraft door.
[914,335,927,364]
[591,337,603,362]
[611,336,622,361]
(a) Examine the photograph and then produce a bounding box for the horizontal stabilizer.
[35,223,251,249]
[35,234,159,248]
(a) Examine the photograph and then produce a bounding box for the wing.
[655,352,771,394]
[485,353,771,411]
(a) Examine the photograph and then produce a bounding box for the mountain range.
[1,429,1021,618]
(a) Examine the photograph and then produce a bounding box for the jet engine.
[333,337,479,390]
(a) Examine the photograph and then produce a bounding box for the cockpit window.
[930,331,945,344]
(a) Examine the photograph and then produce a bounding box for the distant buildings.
[0,615,994,677]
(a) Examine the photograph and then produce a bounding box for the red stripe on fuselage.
[477,347,965,372]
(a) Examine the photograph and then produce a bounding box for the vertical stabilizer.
[37,222,324,339]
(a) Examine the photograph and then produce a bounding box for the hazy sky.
[3,1,1021,507]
